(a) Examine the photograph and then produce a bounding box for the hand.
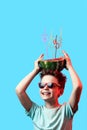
[62,50,72,70]
[34,54,44,71]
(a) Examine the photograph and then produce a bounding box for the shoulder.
[25,101,43,118]
[60,102,74,118]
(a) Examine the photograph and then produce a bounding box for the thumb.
[38,54,44,60]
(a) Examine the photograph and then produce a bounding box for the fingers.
[62,50,71,61]
[39,54,44,59]
[62,50,72,70]
[34,54,44,72]
[35,54,44,65]
[37,54,44,62]
[62,50,69,58]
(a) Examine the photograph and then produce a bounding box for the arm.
[63,51,82,112]
[15,54,44,111]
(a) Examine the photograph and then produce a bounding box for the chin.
[40,94,53,101]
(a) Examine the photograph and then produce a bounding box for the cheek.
[53,89,60,97]
[51,89,58,96]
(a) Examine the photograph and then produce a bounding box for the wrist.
[66,62,72,70]
[68,65,74,71]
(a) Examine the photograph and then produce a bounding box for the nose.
[44,84,49,89]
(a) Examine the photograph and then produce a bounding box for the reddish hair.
[40,69,67,89]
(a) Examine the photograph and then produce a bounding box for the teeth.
[42,92,50,95]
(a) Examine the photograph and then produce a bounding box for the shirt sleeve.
[64,103,74,118]
[25,102,39,120]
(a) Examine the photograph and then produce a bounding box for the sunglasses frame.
[38,82,60,89]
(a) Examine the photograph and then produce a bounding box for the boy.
[16,51,82,130]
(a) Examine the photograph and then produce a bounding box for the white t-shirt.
[26,102,74,130]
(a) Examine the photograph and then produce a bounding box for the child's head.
[39,70,66,102]
[40,70,66,89]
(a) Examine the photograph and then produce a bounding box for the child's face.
[39,75,62,102]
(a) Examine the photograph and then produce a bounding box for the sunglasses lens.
[47,83,53,88]
[38,82,54,88]
[39,83,45,88]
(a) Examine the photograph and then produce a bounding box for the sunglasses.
[38,82,60,89]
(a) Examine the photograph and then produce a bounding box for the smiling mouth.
[42,92,51,95]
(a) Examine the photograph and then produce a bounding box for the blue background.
[0,0,87,129]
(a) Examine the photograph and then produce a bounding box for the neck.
[45,100,60,109]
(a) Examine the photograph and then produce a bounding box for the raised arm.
[15,54,44,111]
[62,51,82,113]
